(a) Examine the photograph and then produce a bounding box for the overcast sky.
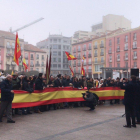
[0,0,139,45]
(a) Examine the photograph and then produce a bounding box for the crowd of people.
[0,72,140,127]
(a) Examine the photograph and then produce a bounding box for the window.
[94,42,97,48]
[58,64,61,68]
[88,43,91,49]
[30,68,33,71]
[53,39,57,43]
[58,45,61,49]
[101,49,104,53]
[58,52,61,56]
[117,38,120,44]
[53,45,57,49]
[125,36,128,42]
[101,57,104,63]
[53,58,57,62]
[12,42,15,47]
[7,49,10,53]
[84,59,86,65]
[7,42,10,46]
[109,40,112,46]
[125,62,128,67]
[88,51,91,55]
[36,61,39,64]
[58,58,61,62]
[117,46,120,52]
[109,48,112,53]
[134,51,137,59]
[95,58,98,63]
[134,62,137,68]
[95,50,97,55]
[42,61,44,66]
[78,46,81,51]
[53,64,57,68]
[31,60,33,65]
[25,53,28,58]
[117,63,120,67]
[125,43,128,50]
[109,56,112,62]
[88,58,91,64]
[133,42,137,49]
[95,65,103,72]
[26,60,28,65]
[84,67,86,72]
[83,44,86,50]
[117,54,120,60]
[83,51,86,57]
[31,54,34,59]
[101,40,104,45]
[59,39,61,43]
[50,39,52,43]
[133,33,137,40]
[36,54,39,59]
[125,53,128,60]
[78,67,81,73]
[41,68,44,73]
[42,55,44,60]
[53,51,57,56]
[36,68,39,71]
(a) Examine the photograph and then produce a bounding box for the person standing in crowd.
[63,75,71,87]
[82,76,87,88]
[12,73,21,90]
[54,74,62,87]
[73,77,79,88]
[0,75,15,123]
[47,76,54,87]
[120,76,137,128]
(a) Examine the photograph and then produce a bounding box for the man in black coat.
[54,74,62,87]
[120,76,138,128]
[35,73,43,90]
[0,75,15,123]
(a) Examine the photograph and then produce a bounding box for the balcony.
[124,47,128,51]
[108,50,112,54]
[88,69,92,73]
[94,53,97,57]
[6,45,11,49]
[116,48,120,52]
[25,56,28,59]
[94,45,98,49]
[36,57,39,60]
[6,53,12,57]
[100,52,104,56]
[100,44,104,48]
[93,61,105,64]
[88,62,92,65]
[12,46,15,49]
[73,50,76,53]
[6,61,11,65]
[83,63,86,66]
[11,62,16,65]
[77,63,81,67]
[133,45,137,49]
[133,56,137,60]
[117,59,120,62]
[88,54,92,58]
[77,56,81,59]
[31,57,34,60]
[35,64,40,67]
[30,64,34,67]
[109,60,112,63]
[101,60,104,63]
[124,57,128,61]
[83,48,86,51]
[88,47,92,50]
[41,64,45,67]
[73,64,76,67]
[77,49,81,52]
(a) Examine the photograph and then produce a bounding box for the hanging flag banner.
[65,51,77,60]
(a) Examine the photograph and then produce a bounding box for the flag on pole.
[82,55,85,60]
[11,70,14,75]
[48,48,51,76]
[65,51,77,60]
[81,63,85,76]
[22,58,28,71]
[69,65,74,77]
[96,80,99,88]
[14,32,21,65]
[46,55,49,84]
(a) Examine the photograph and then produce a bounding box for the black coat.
[120,81,138,106]
[54,79,62,87]
[1,79,14,101]
[63,79,71,87]
[35,78,43,90]
[73,81,79,88]
[22,80,34,93]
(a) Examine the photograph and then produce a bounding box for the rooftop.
[24,44,46,53]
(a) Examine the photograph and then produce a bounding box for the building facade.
[92,36,106,78]
[72,39,92,77]
[24,44,46,73]
[37,34,71,76]
[91,14,131,34]
[106,27,140,77]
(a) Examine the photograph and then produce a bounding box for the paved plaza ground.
[0,103,140,140]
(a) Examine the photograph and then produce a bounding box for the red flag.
[14,32,21,65]
[65,51,77,60]
[69,65,74,77]
[81,63,85,76]
[22,58,28,71]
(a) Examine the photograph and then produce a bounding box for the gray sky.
[0,0,139,45]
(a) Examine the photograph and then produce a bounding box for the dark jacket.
[73,81,79,88]
[54,79,62,87]
[12,78,21,90]
[1,79,14,101]
[63,79,71,87]
[83,92,97,106]
[22,78,34,93]
[35,78,43,90]
[120,81,138,106]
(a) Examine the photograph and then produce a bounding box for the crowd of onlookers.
[0,72,140,116]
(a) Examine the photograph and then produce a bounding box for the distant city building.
[37,34,71,76]
[91,14,131,34]
[0,30,46,73]
[106,27,140,77]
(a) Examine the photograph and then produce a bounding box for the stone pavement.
[0,104,140,140]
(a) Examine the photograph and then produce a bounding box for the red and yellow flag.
[82,55,85,60]
[65,51,77,60]
[14,32,21,65]
[23,58,28,71]
[81,63,85,76]
[69,65,74,77]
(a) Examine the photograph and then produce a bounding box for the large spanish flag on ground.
[23,58,28,71]
[14,32,21,65]
[65,51,77,60]
[69,65,74,77]
[81,63,85,76]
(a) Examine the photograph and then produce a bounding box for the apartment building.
[37,34,71,76]
[106,27,140,77]
[72,39,92,77]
